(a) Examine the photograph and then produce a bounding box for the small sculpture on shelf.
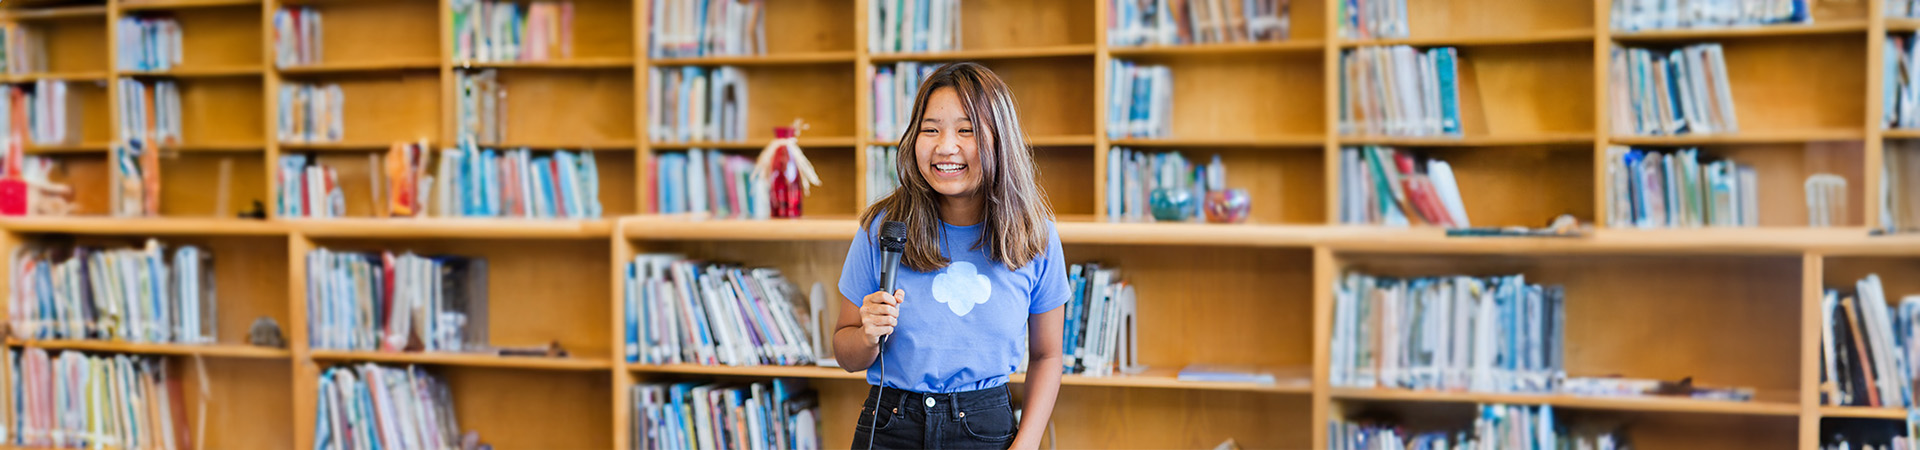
[249,317,287,348]
[1202,155,1251,224]
[754,120,822,218]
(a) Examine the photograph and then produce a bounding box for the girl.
[835,62,1067,450]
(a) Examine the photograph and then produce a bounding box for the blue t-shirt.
[839,217,1071,393]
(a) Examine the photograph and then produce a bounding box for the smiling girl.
[834,62,1068,450]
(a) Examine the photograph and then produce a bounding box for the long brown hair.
[859,62,1052,272]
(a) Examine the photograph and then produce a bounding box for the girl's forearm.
[832,325,880,371]
[1012,353,1063,449]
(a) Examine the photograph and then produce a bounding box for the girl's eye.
[958,129,974,134]
[919,128,938,134]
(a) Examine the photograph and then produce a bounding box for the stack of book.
[1885,141,1920,232]
[1106,60,1173,140]
[1063,263,1137,377]
[623,255,816,366]
[1331,404,1630,449]
[314,364,469,450]
[1107,0,1291,47]
[2,82,72,146]
[278,82,345,144]
[1821,274,1918,408]
[1337,146,1470,228]
[8,240,216,344]
[435,144,603,219]
[869,61,940,142]
[116,16,182,72]
[117,78,182,147]
[649,0,765,58]
[1331,272,1565,393]
[1103,148,1225,222]
[629,379,821,450]
[1603,147,1758,228]
[1888,32,1920,130]
[1338,46,1463,137]
[1898,0,1920,18]
[277,154,344,218]
[648,66,749,143]
[1609,44,1739,137]
[1337,0,1408,40]
[456,70,505,145]
[306,248,489,353]
[272,7,322,67]
[865,146,900,205]
[1611,0,1809,31]
[451,0,575,64]
[7,350,191,449]
[0,25,45,74]
[868,0,960,54]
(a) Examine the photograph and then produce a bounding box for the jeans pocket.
[958,403,1017,441]
[856,405,897,432]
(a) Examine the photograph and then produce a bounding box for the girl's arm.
[1012,306,1065,450]
[833,290,903,372]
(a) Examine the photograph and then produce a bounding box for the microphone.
[877,221,907,344]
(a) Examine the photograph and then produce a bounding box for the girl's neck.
[937,194,984,227]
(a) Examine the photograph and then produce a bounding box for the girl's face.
[915,87,986,199]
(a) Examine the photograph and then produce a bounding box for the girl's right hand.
[860,289,905,345]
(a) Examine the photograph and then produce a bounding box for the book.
[1603,146,1760,228]
[868,0,960,54]
[630,378,819,450]
[0,24,47,75]
[625,255,817,367]
[869,62,940,142]
[1102,148,1219,222]
[5,349,192,449]
[277,82,346,144]
[276,154,346,218]
[1336,0,1408,40]
[305,247,490,352]
[1611,43,1739,137]
[864,146,900,205]
[1175,364,1276,384]
[116,16,183,72]
[272,6,322,68]
[452,0,576,63]
[1821,274,1920,408]
[1109,0,1290,47]
[1331,272,1564,393]
[1331,404,1627,449]
[0,82,73,146]
[1060,264,1140,377]
[1338,46,1462,137]
[1106,59,1174,140]
[313,363,469,450]
[1612,0,1809,31]
[1886,140,1920,232]
[648,66,749,143]
[432,143,602,219]
[456,69,507,145]
[1337,146,1469,228]
[8,239,216,344]
[649,0,765,59]
[117,78,182,149]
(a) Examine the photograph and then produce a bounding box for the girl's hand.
[860,289,905,345]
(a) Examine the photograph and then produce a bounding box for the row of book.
[1063,263,1138,377]
[111,142,161,218]
[868,62,940,141]
[1611,0,1810,31]
[629,379,821,450]
[451,0,576,64]
[1107,0,1291,47]
[1339,46,1463,137]
[1897,0,1920,18]
[1337,146,1470,228]
[1888,33,1920,130]
[623,256,817,366]
[456,70,506,145]
[1330,404,1628,450]
[276,154,345,218]
[7,349,191,450]
[273,7,322,68]
[439,145,604,219]
[648,66,750,143]
[1820,274,1918,408]
[1106,60,1174,140]
[865,146,900,205]
[315,364,470,450]
[1336,0,1408,40]
[1102,148,1227,223]
[1886,141,1920,232]
[117,78,181,148]
[306,248,489,353]
[1609,44,1740,137]
[1330,272,1565,393]
[1604,146,1760,229]
[2,82,71,146]
[650,0,765,59]
[651,149,770,218]
[116,17,182,72]
[868,0,961,54]
[1,25,46,75]
[8,240,216,344]
[278,83,346,144]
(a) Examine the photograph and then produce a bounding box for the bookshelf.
[0,0,1913,448]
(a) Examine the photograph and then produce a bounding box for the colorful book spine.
[1337,46,1461,137]
[625,256,816,367]
[116,16,183,72]
[648,66,749,143]
[1105,60,1174,140]
[1336,146,1470,228]
[867,0,961,54]
[630,379,820,450]
[277,83,346,144]
[7,239,216,344]
[432,144,601,219]
[276,154,346,218]
[453,0,577,63]
[1108,0,1291,47]
[1330,272,1564,393]
[5,349,191,450]
[272,7,322,68]
[312,363,465,450]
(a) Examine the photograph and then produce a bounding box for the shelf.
[1029,135,1098,147]
[119,0,259,10]
[1339,133,1594,147]
[1113,136,1324,148]
[631,363,868,380]
[8,339,290,359]
[484,140,638,150]
[1338,29,1594,48]
[277,60,440,75]
[1885,128,1920,139]
[628,364,1312,393]
[649,51,857,66]
[3,71,111,83]
[1332,388,1801,416]
[1108,40,1326,57]
[458,58,636,70]
[0,5,107,20]
[280,141,425,152]
[649,136,859,150]
[0,217,287,236]
[25,142,111,153]
[179,142,265,152]
[287,218,615,239]
[1612,21,1869,41]
[1818,406,1910,420]
[1893,18,1920,32]
[870,45,1097,62]
[120,66,265,78]
[309,350,613,371]
[1610,129,1865,145]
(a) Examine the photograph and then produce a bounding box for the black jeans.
[851,385,1018,450]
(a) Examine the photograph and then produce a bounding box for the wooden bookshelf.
[0,0,1913,448]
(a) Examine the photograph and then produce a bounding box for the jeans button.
[925,397,935,407]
